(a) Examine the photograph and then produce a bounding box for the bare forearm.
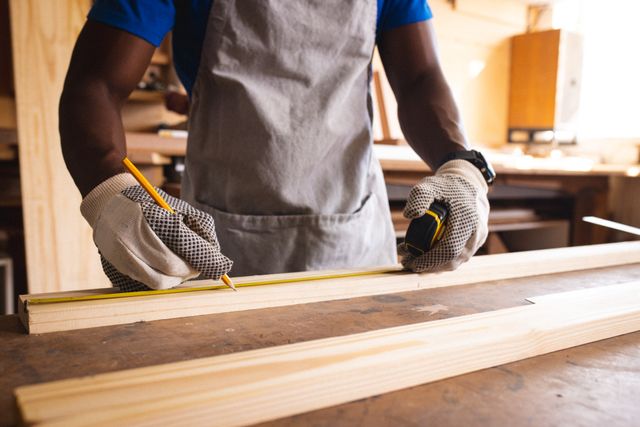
[59,21,155,197]
[396,70,468,169]
[60,82,126,197]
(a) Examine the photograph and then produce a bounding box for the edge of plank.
[21,242,640,334]
[14,281,640,426]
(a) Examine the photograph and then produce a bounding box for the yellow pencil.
[122,157,236,291]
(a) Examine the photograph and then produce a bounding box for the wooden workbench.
[2,262,640,426]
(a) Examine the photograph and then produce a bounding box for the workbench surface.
[2,264,640,426]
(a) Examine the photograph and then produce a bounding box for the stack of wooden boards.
[13,242,640,426]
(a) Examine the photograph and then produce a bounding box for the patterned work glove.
[81,174,233,292]
[399,159,489,272]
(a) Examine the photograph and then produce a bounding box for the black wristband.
[439,149,496,185]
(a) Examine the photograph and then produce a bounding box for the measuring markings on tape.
[26,268,407,306]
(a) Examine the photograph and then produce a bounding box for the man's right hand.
[81,174,233,292]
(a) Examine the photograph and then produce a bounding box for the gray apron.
[182,0,397,276]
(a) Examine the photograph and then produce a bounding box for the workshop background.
[1,0,640,312]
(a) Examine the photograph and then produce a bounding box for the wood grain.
[15,281,640,427]
[372,70,392,141]
[508,29,561,128]
[19,242,640,334]
[9,0,110,293]
[3,263,640,427]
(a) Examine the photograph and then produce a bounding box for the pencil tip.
[221,274,237,291]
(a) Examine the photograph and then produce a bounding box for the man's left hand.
[399,159,489,272]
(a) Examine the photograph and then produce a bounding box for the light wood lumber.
[126,151,172,166]
[525,282,639,305]
[372,70,392,140]
[15,281,640,427]
[10,0,110,293]
[125,131,187,156]
[19,242,640,334]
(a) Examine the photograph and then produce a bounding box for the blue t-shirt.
[89,0,432,96]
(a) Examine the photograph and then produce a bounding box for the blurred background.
[0,0,639,312]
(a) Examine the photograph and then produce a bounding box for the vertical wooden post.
[10,0,109,292]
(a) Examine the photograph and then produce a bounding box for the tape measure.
[26,268,407,306]
[403,201,449,257]
[27,204,448,306]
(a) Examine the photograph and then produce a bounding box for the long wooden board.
[10,0,110,294]
[19,242,640,334]
[15,281,640,427]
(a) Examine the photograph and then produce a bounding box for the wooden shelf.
[0,197,21,207]
[150,51,170,65]
[0,128,17,161]
[126,131,187,157]
[128,90,165,103]
[0,96,16,129]
[0,127,17,144]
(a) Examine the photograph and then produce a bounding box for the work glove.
[81,173,233,292]
[399,159,489,272]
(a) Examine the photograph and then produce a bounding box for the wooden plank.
[488,219,569,233]
[372,70,392,141]
[126,151,171,166]
[125,131,187,156]
[525,282,640,305]
[19,242,640,334]
[128,90,165,103]
[121,102,185,132]
[4,264,640,427]
[9,0,110,293]
[15,281,640,427]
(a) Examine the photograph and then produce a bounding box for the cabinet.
[508,29,583,144]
